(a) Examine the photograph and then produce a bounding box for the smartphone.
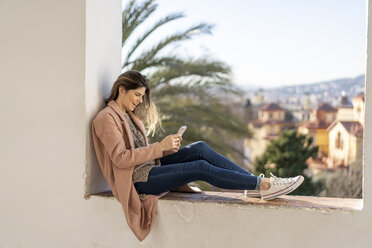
[177,126,187,137]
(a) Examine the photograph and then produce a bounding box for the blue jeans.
[134,141,261,195]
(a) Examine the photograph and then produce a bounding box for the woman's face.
[117,86,146,112]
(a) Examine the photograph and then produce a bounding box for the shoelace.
[260,172,295,186]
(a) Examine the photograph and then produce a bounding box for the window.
[335,132,343,150]
[335,132,340,149]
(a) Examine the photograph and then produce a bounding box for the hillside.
[244,75,365,108]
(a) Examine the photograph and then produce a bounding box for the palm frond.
[122,0,157,46]
[128,23,214,70]
[147,58,231,87]
[124,12,185,66]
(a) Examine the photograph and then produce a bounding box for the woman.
[91,70,304,241]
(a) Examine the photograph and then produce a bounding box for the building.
[352,93,365,126]
[292,91,312,122]
[298,102,337,156]
[244,103,295,168]
[327,93,365,168]
[327,121,363,168]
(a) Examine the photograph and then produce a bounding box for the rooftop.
[260,103,285,111]
[340,121,364,137]
[302,120,332,130]
[352,93,365,102]
[316,103,337,112]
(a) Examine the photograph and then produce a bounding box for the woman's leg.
[134,160,260,196]
[160,141,253,176]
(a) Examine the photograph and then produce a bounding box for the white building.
[327,93,365,168]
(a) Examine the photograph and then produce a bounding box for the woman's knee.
[188,141,209,152]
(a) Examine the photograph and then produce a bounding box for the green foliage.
[254,129,320,195]
[122,0,252,162]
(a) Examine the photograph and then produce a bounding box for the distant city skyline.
[122,0,366,88]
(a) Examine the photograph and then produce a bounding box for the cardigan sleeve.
[93,112,163,170]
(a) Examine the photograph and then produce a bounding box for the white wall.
[1,0,372,247]
[0,0,123,247]
[85,0,122,195]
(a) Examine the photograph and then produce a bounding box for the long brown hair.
[105,70,162,136]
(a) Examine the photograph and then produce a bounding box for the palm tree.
[122,0,252,164]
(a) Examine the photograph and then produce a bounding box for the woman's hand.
[160,134,183,153]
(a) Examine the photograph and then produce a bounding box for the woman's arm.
[92,113,163,170]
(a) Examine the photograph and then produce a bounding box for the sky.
[122,0,367,88]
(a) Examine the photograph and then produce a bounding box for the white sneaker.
[260,173,304,200]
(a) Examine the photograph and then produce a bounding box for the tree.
[254,129,320,195]
[122,0,252,162]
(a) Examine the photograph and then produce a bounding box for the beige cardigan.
[91,100,200,241]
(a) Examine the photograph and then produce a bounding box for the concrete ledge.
[87,191,363,212]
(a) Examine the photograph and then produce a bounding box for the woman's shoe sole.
[261,176,304,201]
